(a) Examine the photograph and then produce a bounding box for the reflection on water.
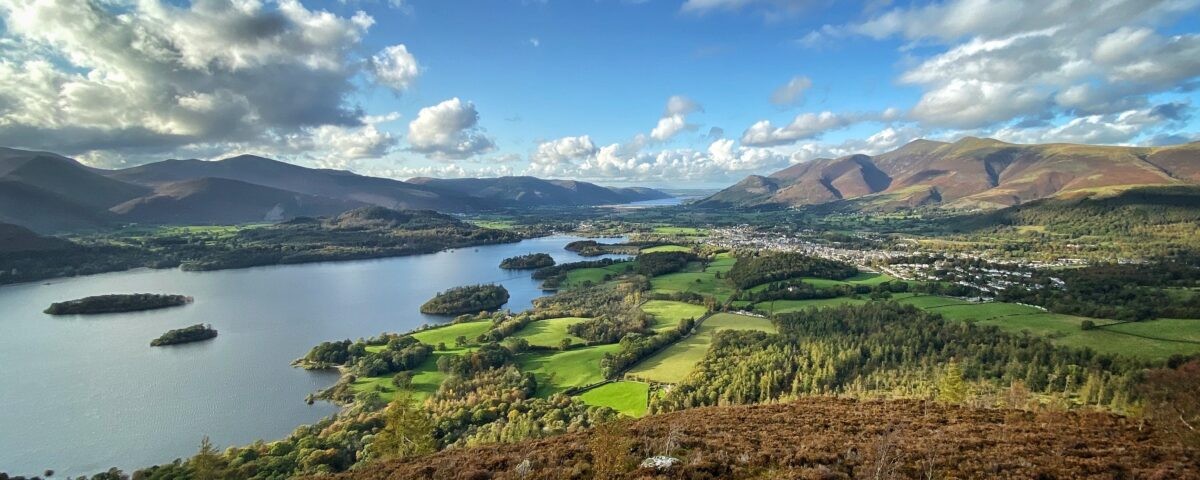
[0,235,620,476]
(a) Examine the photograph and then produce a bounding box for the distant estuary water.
[0,235,624,477]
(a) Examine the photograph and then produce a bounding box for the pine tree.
[937,361,969,404]
[190,436,224,480]
[371,393,437,460]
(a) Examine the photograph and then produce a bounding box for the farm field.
[751,296,870,314]
[650,226,707,237]
[798,272,895,288]
[1102,318,1200,343]
[517,343,621,396]
[627,313,775,384]
[411,320,493,348]
[577,381,650,417]
[641,300,707,331]
[562,262,636,289]
[640,244,692,253]
[349,352,452,403]
[892,296,1200,360]
[512,317,588,347]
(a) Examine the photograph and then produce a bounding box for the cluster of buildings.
[705,225,1074,294]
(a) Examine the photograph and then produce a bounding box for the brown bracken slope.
[334,397,1199,480]
[699,137,1200,210]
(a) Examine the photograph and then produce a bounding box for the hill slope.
[0,222,74,253]
[106,154,479,212]
[335,397,1194,480]
[407,176,672,206]
[110,177,365,224]
[700,138,1200,210]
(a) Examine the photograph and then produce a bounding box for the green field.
[641,300,707,331]
[512,317,589,347]
[411,320,493,347]
[896,295,973,309]
[627,313,775,384]
[641,244,692,253]
[562,263,636,289]
[650,255,737,302]
[349,352,451,403]
[650,226,707,237]
[797,272,896,288]
[577,381,650,417]
[929,302,1046,321]
[1102,319,1200,343]
[518,343,621,395]
[895,296,1200,360]
[752,296,871,313]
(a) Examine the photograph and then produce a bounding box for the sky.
[0,0,1198,187]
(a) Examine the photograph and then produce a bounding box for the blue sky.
[0,0,1198,187]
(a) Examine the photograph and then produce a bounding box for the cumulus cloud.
[837,0,1200,133]
[770,76,812,106]
[992,103,1191,145]
[370,44,420,92]
[531,135,598,168]
[650,95,703,142]
[681,0,820,18]
[0,0,422,164]
[740,111,858,146]
[407,98,496,159]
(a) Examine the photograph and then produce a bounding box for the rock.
[639,455,680,471]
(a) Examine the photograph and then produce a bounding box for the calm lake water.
[0,235,621,477]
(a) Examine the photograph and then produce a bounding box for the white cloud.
[531,135,598,167]
[839,0,1200,130]
[993,104,1187,145]
[770,76,812,106]
[0,0,417,164]
[529,37,541,47]
[650,95,703,141]
[370,44,420,92]
[406,98,496,159]
[740,111,857,146]
[908,79,1048,129]
[680,0,820,18]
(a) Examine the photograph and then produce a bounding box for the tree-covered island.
[419,284,510,315]
[150,324,218,346]
[44,293,193,315]
[498,253,555,270]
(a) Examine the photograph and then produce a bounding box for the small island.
[150,324,218,346]
[420,284,510,315]
[499,253,556,270]
[44,293,193,315]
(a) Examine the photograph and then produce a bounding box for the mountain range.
[0,147,670,232]
[699,137,1200,210]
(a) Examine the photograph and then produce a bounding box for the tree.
[1080,320,1096,331]
[371,393,436,460]
[190,436,224,480]
[560,338,573,351]
[937,361,969,404]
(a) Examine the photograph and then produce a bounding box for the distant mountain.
[406,176,672,206]
[105,154,480,212]
[699,138,1200,210]
[0,147,672,232]
[0,222,74,253]
[0,147,147,231]
[0,147,150,209]
[110,177,364,225]
[0,179,118,232]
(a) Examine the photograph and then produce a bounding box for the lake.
[0,235,622,477]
